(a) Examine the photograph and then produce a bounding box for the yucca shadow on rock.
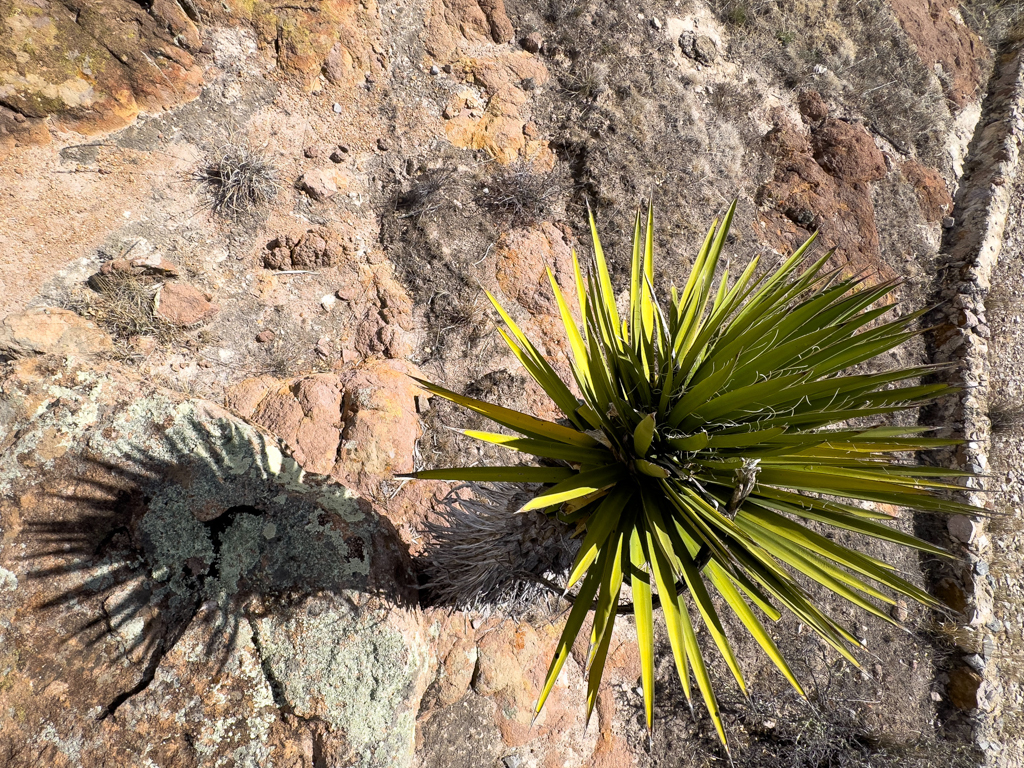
[17,413,416,719]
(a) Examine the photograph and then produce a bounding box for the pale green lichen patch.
[253,601,420,767]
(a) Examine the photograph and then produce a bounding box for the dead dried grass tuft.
[78,270,183,348]
[191,145,279,220]
[989,397,1024,435]
[397,168,457,219]
[417,483,578,617]
[474,160,563,227]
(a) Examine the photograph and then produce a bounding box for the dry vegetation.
[190,145,280,220]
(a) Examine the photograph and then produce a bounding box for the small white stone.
[321,294,338,312]
[333,103,343,114]
[0,568,18,592]
[262,522,277,540]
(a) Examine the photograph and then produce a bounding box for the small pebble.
[890,601,909,623]
[930,691,942,702]
[256,330,276,343]
[330,150,346,163]
[942,216,955,228]
[333,103,343,114]
[430,65,440,75]
[377,138,390,151]
[303,146,320,158]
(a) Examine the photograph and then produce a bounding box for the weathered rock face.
[0,0,382,133]
[263,226,362,271]
[901,159,954,222]
[225,360,423,498]
[425,0,550,163]
[0,307,112,358]
[494,221,575,316]
[153,282,220,326]
[888,0,986,107]
[0,0,204,133]
[757,115,896,282]
[0,357,427,766]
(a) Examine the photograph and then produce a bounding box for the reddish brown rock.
[225,360,423,497]
[797,89,829,123]
[811,119,887,183]
[424,0,516,60]
[762,120,811,159]
[255,330,276,343]
[756,117,895,283]
[153,283,220,326]
[0,0,203,134]
[0,307,112,359]
[264,227,358,270]
[494,222,575,316]
[443,54,551,162]
[129,253,180,277]
[297,167,352,201]
[421,635,479,710]
[901,160,953,222]
[889,0,987,107]
[0,106,49,160]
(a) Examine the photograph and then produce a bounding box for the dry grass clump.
[81,270,181,346]
[191,145,279,220]
[474,160,563,227]
[397,168,457,219]
[960,0,1024,44]
[989,396,1024,435]
[707,0,950,158]
[417,484,578,617]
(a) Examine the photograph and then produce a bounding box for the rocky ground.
[1,0,1021,765]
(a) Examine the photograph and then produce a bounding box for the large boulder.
[0,0,204,133]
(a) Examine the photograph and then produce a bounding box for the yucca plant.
[404,202,977,752]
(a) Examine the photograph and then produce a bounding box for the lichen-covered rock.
[0,0,204,133]
[0,306,112,359]
[0,357,427,767]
